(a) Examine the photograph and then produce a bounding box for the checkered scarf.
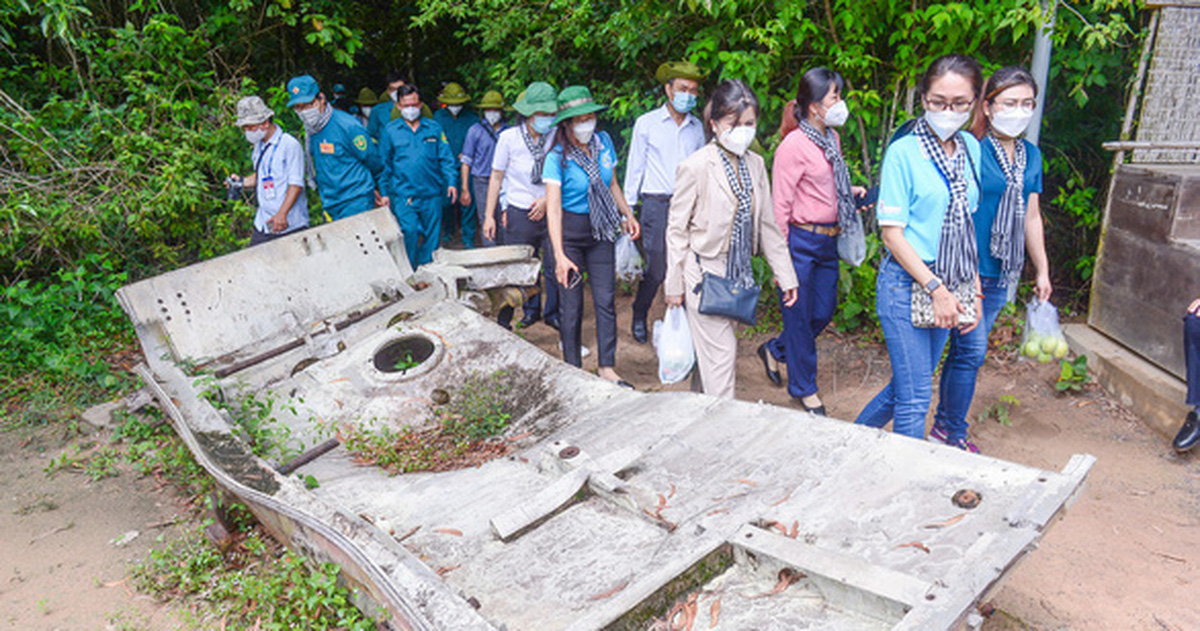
[798,119,860,238]
[717,149,755,288]
[914,118,977,288]
[520,121,547,186]
[986,133,1028,289]
[564,135,622,242]
[301,105,333,190]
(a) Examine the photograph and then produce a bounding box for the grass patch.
[343,369,517,474]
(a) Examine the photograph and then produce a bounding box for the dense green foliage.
[1,0,1145,421]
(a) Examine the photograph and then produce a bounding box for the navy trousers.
[504,204,559,321]
[766,226,840,398]
[559,212,617,368]
[632,193,671,320]
[1187,312,1200,407]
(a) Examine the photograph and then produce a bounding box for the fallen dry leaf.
[897,541,931,553]
[709,595,722,628]
[433,528,463,536]
[396,525,421,542]
[668,483,677,499]
[705,507,729,517]
[734,478,758,487]
[789,520,799,539]
[769,489,794,507]
[588,579,629,601]
[436,564,460,576]
[923,514,967,529]
[750,568,805,599]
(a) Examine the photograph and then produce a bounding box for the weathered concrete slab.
[119,212,1096,631]
[1064,322,1189,439]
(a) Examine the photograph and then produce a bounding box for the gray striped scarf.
[914,118,978,289]
[986,133,1027,289]
[717,149,755,288]
[301,104,333,190]
[521,121,547,186]
[564,135,622,242]
[797,119,860,238]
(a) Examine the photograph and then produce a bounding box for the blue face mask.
[531,115,555,135]
[672,92,697,114]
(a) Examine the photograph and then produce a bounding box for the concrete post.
[1028,0,1058,146]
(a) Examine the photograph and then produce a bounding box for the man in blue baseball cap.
[287,74,386,221]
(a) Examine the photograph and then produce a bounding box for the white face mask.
[360,105,372,118]
[244,127,267,144]
[297,105,324,129]
[388,90,399,103]
[924,110,970,141]
[821,101,850,127]
[990,107,1034,138]
[448,105,463,116]
[718,124,756,156]
[400,106,421,122]
[484,110,502,125]
[573,119,597,144]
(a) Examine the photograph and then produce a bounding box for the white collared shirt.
[251,127,308,233]
[491,125,556,209]
[622,103,705,206]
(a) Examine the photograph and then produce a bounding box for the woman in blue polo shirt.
[928,67,1050,452]
[855,55,983,442]
[544,85,641,386]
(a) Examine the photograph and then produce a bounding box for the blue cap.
[333,83,346,94]
[286,75,320,107]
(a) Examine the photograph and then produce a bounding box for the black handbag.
[694,269,760,326]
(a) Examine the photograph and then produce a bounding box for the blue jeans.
[766,226,839,398]
[854,256,951,439]
[1187,313,1200,408]
[932,276,1008,441]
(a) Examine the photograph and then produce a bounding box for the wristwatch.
[924,277,942,294]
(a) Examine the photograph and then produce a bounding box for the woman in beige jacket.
[664,79,799,398]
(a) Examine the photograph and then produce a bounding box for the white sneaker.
[557,341,591,358]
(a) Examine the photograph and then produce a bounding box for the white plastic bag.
[1021,299,1068,363]
[653,306,695,384]
[615,233,644,283]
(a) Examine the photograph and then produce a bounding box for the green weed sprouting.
[978,395,1021,427]
[132,528,376,630]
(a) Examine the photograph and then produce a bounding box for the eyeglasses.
[925,98,975,113]
[993,98,1037,111]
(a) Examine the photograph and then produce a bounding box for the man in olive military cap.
[434,82,480,247]
[460,90,509,246]
[624,61,707,343]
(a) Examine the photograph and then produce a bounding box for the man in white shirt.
[231,96,308,246]
[624,62,707,343]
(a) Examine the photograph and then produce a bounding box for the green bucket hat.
[655,61,706,85]
[552,85,606,125]
[477,90,506,110]
[513,82,557,117]
[355,87,378,106]
[439,82,470,105]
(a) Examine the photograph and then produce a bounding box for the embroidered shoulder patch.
[353,135,367,151]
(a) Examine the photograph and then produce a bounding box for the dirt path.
[0,425,189,630]
[2,287,1197,630]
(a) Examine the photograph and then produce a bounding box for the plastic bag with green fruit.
[1021,299,1069,364]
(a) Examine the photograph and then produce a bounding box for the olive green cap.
[438,82,470,105]
[477,90,506,110]
[355,87,378,106]
[655,61,706,85]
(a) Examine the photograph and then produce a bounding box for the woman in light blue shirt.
[928,67,1050,452]
[544,86,641,386]
[855,55,984,441]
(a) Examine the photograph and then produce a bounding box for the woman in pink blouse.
[757,68,865,415]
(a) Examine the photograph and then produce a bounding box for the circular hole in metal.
[373,336,435,374]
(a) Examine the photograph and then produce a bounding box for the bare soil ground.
[0,426,189,629]
[2,287,1197,630]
